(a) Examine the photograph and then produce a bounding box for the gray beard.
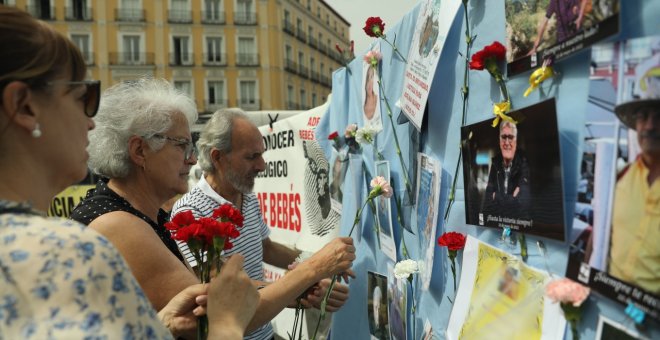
[225,167,254,194]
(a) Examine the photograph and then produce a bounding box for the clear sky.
[324,0,420,55]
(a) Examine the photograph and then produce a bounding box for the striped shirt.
[172,177,273,340]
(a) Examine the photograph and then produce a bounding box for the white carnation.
[355,126,378,145]
[393,259,419,280]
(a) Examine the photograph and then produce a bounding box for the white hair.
[196,108,251,173]
[87,77,198,178]
[500,120,518,137]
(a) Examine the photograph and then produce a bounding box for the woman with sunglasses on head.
[0,6,257,339]
[69,77,204,311]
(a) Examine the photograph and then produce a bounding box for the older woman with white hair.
[71,77,201,311]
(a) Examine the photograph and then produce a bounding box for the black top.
[70,179,184,263]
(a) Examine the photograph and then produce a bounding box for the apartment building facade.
[6,0,350,113]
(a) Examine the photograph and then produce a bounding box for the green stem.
[348,199,371,237]
[382,36,407,62]
[312,274,338,340]
[450,258,457,294]
[376,78,414,202]
[444,1,474,223]
[519,233,528,262]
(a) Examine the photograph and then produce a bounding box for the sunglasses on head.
[46,80,101,118]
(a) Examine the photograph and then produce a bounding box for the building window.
[66,0,91,20]
[235,0,255,25]
[300,89,306,109]
[237,37,258,65]
[207,81,225,106]
[203,0,224,23]
[169,0,191,22]
[28,0,54,20]
[174,80,192,97]
[239,80,257,106]
[71,34,93,65]
[287,85,295,109]
[312,93,317,107]
[118,0,144,21]
[171,36,192,66]
[123,35,141,63]
[205,37,224,64]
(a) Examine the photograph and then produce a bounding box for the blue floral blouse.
[0,212,173,339]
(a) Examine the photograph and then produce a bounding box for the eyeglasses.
[46,80,101,117]
[151,134,197,160]
[633,108,660,123]
[500,134,516,141]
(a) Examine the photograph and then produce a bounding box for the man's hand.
[305,237,356,278]
[513,186,520,197]
[207,255,260,340]
[303,279,350,312]
[158,284,207,339]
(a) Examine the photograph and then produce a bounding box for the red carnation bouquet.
[166,204,243,339]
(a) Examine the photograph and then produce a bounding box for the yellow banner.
[47,185,94,218]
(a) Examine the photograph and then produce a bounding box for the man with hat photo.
[608,45,660,294]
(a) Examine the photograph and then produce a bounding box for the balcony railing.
[26,5,55,20]
[308,36,318,48]
[284,59,298,73]
[236,53,259,66]
[296,29,306,42]
[168,10,192,23]
[283,20,295,35]
[234,11,257,25]
[298,65,309,78]
[286,101,300,110]
[109,52,155,66]
[238,98,260,110]
[310,71,320,83]
[205,100,228,112]
[201,10,226,24]
[115,8,146,22]
[202,53,227,66]
[169,53,194,66]
[65,6,92,21]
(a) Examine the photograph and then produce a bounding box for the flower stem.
[348,199,371,237]
[570,320,579,340]
[444,1,474,223]
[376,78,414,202]
[312,274,338,340]
[382,36,407,62]
[450,258,457,294]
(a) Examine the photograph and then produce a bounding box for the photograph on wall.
[595,315,649,340]
[362,43,383,132]
[446,236,565,340]
[368,271,391,340]
[565,35,660,319]
[505,0,620,76]
[387,263,407,340]
[376,160,397,261]
[462,98,565,241]
[329,146,350,212]
[400,0,461,130]
[415,153,441,290]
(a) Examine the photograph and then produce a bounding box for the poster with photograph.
[461,98,565,241]
[387,263,407,340]
[446,236,565,340]
[415,153,441,290]
[329,147,350,212]
[565,36,660,319]
[376,160,397,261]
[595,315,649,340]
[368,271,391,340]
[363,43,383,132]
[400,0,461,131]
[505,0,620,76]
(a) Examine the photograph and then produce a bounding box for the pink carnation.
[545,278,590,307]
[345,123,358,138]
[363,50,382,67]
[370,176,393,199]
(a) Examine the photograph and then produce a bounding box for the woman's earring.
[31,123,42,138]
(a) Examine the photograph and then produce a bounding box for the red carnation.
[438,231,467,251]
[469,41,506,71]
[166,210,196,230]
[363,16,385,38]
[328,131,339,140]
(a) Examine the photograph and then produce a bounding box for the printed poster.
[447,236,565,340]
[400,0,461,131]
[565,36,660,320]
[415,153,441,290]
[368,271,391,340]
[461,99,565,241]
[375,160,397,261]
[255,101,341,252]
[505,0,620,76]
